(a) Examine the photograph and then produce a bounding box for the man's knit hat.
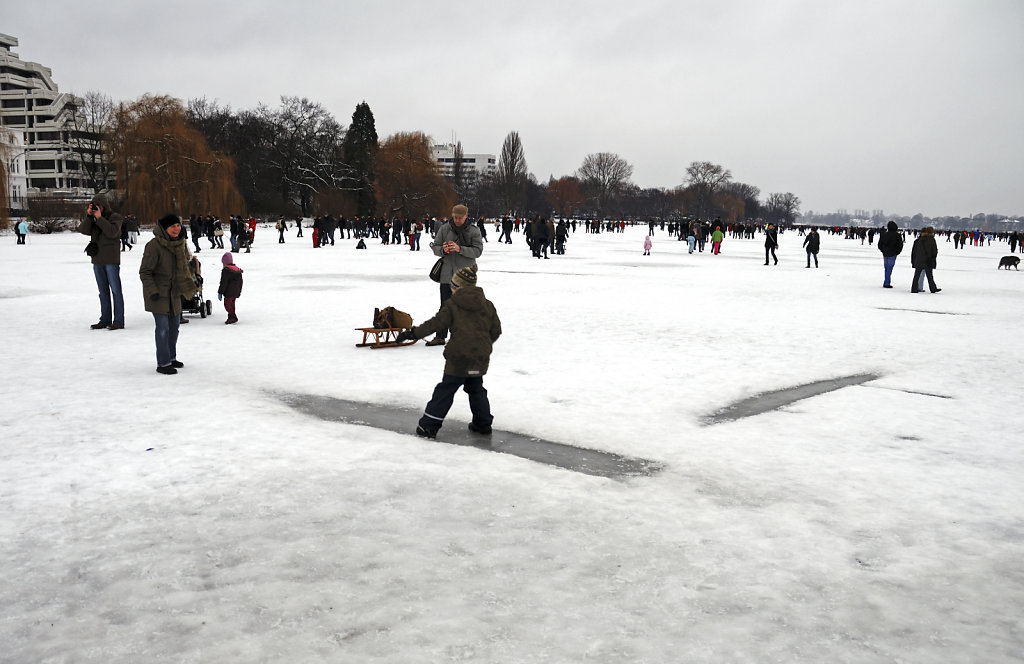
[451,264,478,289]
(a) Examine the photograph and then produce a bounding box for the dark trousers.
[436,283,452,339]
[911,268,938,292]
[418,374,492,434]
[765,246,777,264]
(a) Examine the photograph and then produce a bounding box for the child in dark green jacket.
[397,265,502,437]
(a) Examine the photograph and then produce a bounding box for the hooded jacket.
[911,229,938,269]
[77,195,123,265]
[139,223,193,315]
[877,222,904,258]
[218,254,244,299]
[412,284,501,377]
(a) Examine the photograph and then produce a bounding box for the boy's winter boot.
[468,422,492,436]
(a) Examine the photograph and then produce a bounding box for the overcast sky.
[5,0,1022,217]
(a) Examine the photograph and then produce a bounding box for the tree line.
[12,91,805,225]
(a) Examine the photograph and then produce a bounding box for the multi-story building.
[1,127,28,210]
[431,143,496,182]
[0,33,102,197]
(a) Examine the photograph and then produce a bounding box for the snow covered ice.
[1,225,1022,663]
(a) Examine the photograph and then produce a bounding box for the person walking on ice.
[397,265,502,438]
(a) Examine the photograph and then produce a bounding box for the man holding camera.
[78,194,125,330]
[424,204,483,346]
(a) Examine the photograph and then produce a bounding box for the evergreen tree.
[343,101,379,217]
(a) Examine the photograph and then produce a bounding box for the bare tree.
[577,152,633,217]
[373,131,455,218]
[764,192,801,225]
[260,96,349,216]
[495,131,528,214]
[721,181,761,219]
[109,94,244,222]
[547,175,585,218]
[66,90,115,193]
[683,161,732,220]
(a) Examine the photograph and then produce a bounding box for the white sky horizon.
[4,0,1023,218]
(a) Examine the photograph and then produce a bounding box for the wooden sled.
[355,327,418,349]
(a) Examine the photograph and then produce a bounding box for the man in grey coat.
[425,204,483,346]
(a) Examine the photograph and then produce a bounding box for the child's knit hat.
[451,264,478,289]
[222,252,234,266]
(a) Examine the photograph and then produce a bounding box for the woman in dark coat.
[910,227,941,293]
[764,224,779,265]
[802,227,820,268]
[140,214,196,374]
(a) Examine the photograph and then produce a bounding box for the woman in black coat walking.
[910,227,941,293]
[764,224,779,265]
[802,227,820,268]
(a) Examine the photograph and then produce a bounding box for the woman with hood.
[139,214,197,375]
[910,226,941,293]
[218,252,244,324]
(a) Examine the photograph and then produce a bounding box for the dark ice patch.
[875,307,967,316]
[275,392,663,479]
[701,373,881,425]
[285,273,421,283]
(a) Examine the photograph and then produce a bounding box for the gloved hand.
[396,330,416,343]
[218,293,223,301]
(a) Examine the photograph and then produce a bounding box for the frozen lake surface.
[1,225,1022,662]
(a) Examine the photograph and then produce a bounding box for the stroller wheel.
[199,302,207,318]
[206,301,213,315]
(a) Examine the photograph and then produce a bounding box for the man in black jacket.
[877,221,904,289]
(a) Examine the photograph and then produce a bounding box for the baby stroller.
[180,256,213,319]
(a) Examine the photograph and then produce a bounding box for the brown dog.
[999,256,1020,270]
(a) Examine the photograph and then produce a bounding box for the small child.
[643,234,652,256]
[396,265,502,438]
[218,252,244,324]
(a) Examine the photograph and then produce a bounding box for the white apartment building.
[431,143,496,181]
[2,127,28,210]
[0,33,99,197]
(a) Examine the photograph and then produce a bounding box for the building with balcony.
[0,32,104,198]
[431,143,496,182]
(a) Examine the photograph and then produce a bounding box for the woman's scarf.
[154,230,197,299]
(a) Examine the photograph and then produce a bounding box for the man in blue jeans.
[877,221,904,289]
[78,194,125,330]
